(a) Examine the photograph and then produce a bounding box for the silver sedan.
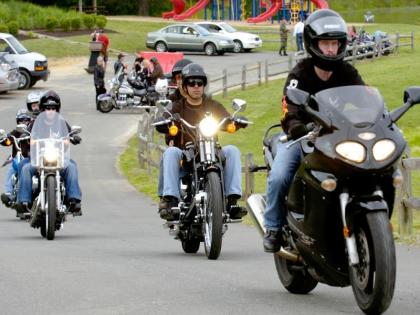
[146,23,235,56]
[0,53,19,93]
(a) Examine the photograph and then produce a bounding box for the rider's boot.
[227,194,248,220]
[15,202,31,220]
[263,229,285,253]
[1,193,13,208]
[158,196,179,221]
[68,198,82,216]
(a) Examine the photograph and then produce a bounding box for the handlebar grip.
[280,134,289,143]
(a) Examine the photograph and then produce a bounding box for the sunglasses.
[17,119,31,123]
[44,106,57,111]
[186,79,204,87]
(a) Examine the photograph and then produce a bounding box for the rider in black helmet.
[39,90,61,112]
[262,9,366,253]
[168,58,193,103]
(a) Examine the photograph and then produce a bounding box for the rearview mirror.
[232,99,246,111]
[403,86,420,106]
[0,129,5,137]
[157,99,172,111]
[16,124,28,134]
[71,126,82,135]
[286,88,310,106]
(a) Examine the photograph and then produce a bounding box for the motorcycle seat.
[133,88,147,97]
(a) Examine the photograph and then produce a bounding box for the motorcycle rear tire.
[203,171,223,260]
[350,211,396,315]
[46,176,56,240]
[97,100,114,113]
[274,253,318,294]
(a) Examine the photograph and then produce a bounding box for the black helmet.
[303,9,348,71]
[172,58,193,76]
[39,90,61,112]
[16,108,32,124]
[181,63,208,88]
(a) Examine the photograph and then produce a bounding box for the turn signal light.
[321,178,337,191]
[4,138,11,146]
[169,124,178,136]
[226,122,236,133]
[343,226,350,238]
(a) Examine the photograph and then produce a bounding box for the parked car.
[0,52,19,93]
[0,33,49,90]
[195,22,262,53]
[146,23,235,56]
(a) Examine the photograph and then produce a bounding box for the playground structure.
[162,0,329,23]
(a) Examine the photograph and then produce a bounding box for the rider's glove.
[289,123,308,140]
[71,135,82,145]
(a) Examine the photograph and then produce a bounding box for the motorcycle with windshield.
[18,111,82,240]
[247,85,420,314]
[153,98,251,259]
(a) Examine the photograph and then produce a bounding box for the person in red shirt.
[92,28,110,70]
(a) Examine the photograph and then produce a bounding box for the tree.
[138,0,149,16]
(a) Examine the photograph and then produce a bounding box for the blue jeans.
[17,158,82,203]
[4,165,15,194]
[158,145,242,199]
[296,33,303,51]
[264,138,302,231]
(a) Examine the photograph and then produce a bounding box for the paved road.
[0,53,419,314]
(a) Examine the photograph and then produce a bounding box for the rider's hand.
[235,116,249,129]
[71,135,82,145]
[289,123,308,140]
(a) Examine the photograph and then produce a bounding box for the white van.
[0,33,49,89]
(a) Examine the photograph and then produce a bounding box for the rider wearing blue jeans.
[263,9,365,252]
[156,63,247,221]
[16,90,82,215]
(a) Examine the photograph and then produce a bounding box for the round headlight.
[199,116,218,138]
[336,141,366,163]
[373,139,396,161]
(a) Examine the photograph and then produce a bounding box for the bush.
[18,15,33,30]
[0,24,9,33]
[82,14,95,29]
[45,17,58,32]
[95,15,107,29]
[60,18,71,32]
[7,20,18,36]
[71,17,81,30]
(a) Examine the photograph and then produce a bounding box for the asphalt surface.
[0,52,419,315]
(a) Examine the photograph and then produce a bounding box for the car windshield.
[220,23,237,33]
[7,36,28,54]
[194,25,210,35]
[314,86,385,127]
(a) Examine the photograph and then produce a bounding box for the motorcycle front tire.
[203,171,223,260]
[97,99,114,113]
[45,175,56,240]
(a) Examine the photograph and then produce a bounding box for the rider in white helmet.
[26,90,43,118]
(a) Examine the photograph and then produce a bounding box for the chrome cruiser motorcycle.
[247,86,420,314]
[97,68,162,113]
[20,112,82,240]
[153,99,251,260]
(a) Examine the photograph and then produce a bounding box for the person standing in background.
[93,28,109,71]
[279,18,289,56]
[93,56,106,111]
[293,19,305,51]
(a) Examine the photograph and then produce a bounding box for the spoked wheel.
[274,249,318,294]
[203,172,223,260]
[350,212,396,315]
[97,99,114,113]
[45,176,56,240]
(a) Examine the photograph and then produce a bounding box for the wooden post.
[411,31,414,51]
[395,33,400,54]
[257,61,262,86]
[222,69,227,98]
[92,0,97,14]
[241,65,246,91]
[244,153,255,200]
[78,0,83,12]
[264,60,269,83]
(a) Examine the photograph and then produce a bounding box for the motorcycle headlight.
[373,139,396,161]
[43,146,59,166]
[199,116,218,138]
[336,141,366,163]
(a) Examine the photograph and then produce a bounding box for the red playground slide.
[162,0,186,19]
[247,0,329,23]
[173,0,210,20]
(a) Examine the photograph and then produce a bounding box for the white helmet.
[155,78,168,95]
[26,90,43,112]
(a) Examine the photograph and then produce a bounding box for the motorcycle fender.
[97,94,111,101]
[347,197,389,215]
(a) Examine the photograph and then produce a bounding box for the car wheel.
[205,43,216,56]
[233,40,243,53]
[18,70,31,90]
[155,41,167,52]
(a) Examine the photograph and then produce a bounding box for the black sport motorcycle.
[247,85,420,314]
[153,99,251,259]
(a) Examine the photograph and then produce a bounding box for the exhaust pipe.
[247,194,301,263]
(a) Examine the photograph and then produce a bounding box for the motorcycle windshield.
[30,112,70,168]
[314,86,385,127]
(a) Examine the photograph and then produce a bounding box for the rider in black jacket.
[263,9,366,253]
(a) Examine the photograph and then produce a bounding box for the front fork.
[339,192,359,266]
[39,170,62,212]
